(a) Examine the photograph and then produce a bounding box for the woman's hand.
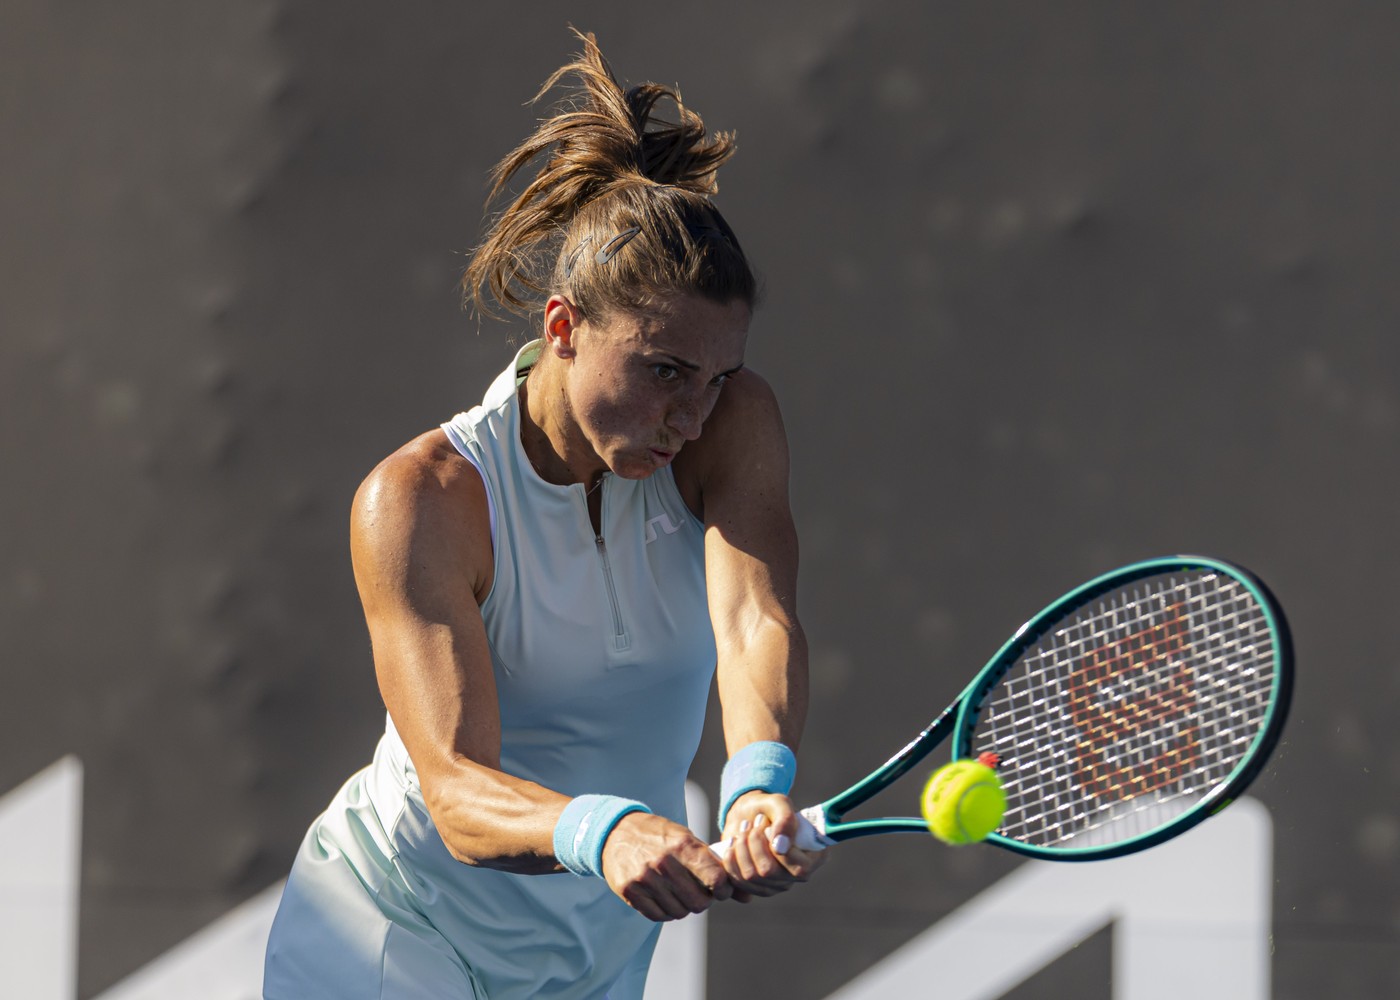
[717,790,828,896]
[600,812,735,921]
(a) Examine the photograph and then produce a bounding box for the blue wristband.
[553,794,651,877]
[718,740,797,830]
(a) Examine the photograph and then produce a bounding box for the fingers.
[725,817,779,896]
[728,814,808,894]
[719,795,829,896]
[620,855,721,921]
[601,813,733,922]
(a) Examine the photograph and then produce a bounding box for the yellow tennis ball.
[921,757,1006,845]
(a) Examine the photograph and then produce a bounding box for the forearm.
[400,693,648,877]
[712,618,828,893]
[421,742,730,919]
[716,616,810,753]
[376,633,649,878]
[418,752,572,874]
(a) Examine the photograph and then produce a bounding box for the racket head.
[954,555,1292,861]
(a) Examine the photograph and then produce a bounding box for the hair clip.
[562,236,593,278]
[594,227,641,264]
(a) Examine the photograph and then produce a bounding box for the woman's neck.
[519,355,605,490]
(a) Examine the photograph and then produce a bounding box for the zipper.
[594,535,630,650]
[576,478,630,652]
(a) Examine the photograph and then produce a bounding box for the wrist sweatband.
[553,794,651,877]
[718,740,797,830]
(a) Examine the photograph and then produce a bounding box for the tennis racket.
[782,555,1292,861]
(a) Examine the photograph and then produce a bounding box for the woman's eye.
[654,364,679,382]
[709,374,729,388]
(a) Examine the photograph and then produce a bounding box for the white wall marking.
[0,757,82,1000]
[824,799,1272,1000]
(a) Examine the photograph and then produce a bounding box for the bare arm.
[698,373,809,751]
[689,373,826,890]
[352,431,564,873]
[352,430,730,919]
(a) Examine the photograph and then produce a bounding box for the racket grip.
[710,807,833,856]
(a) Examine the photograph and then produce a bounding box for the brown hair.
[462,30,757,322]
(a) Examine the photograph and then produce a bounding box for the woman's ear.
[542,295,582,359]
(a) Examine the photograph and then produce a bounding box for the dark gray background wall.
[2,1,1395,996]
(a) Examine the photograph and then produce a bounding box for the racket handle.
[710,807,834,856]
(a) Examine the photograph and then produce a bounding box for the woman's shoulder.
[697,368,787,459]
[350,429,495,602]
[361,429,485,499]
[673,368,790,511]
[713,367,782,424]
[353,430,491,546]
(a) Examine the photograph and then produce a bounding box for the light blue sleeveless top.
[390,341,716,995]
[266,343,716,999]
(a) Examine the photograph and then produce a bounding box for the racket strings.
[971,571,1277,849]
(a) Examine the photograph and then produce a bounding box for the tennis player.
[263,31,824,999]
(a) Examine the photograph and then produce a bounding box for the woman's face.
[552,293,750,480]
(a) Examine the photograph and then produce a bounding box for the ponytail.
[462,30,757,321]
